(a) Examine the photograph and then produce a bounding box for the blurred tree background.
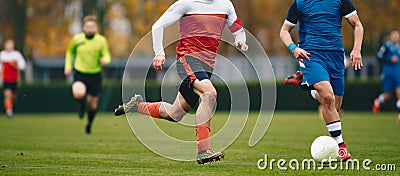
[0,0,398,59]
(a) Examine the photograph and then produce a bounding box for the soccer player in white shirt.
[114,0,248,164]
[0,40,26,117]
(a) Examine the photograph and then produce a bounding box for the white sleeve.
[152,0,187,56]
[226,1,246,43]
[16,51,26,71]
[232,29,246,43]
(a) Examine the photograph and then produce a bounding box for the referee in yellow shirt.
[64,15,111,134]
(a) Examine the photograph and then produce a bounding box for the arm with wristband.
[280,23,310,62]
[288,43,298,53]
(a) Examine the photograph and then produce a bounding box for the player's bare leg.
[311,91,343,118]
[191,79,224,164]
[335,96,344,116]
[86,95,99,134]
[4,89,14,117]
[158,93,191,122]
[72,81,86,119]
[113,78,224,164]
[335,96,343,112]
[314,82,339,123]
[192,79,216,147]
[115,92,188,122]
[314,81,351,161]
[113,87,223,164]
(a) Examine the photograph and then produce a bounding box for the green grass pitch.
[0,111,399,175]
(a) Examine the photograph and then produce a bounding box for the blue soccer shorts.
[380,70,400,93]
[299,50,345,96]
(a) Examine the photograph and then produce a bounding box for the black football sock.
[76,98,86,118]
[86,109,97,134]
[87,109,97,125]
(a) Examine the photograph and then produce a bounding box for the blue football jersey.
[285,0,357,51]
[377,41,400,72]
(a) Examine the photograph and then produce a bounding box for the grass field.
[0,111,399,175]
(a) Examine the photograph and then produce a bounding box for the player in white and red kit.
[114,0,248,164]
[0,40,26,117]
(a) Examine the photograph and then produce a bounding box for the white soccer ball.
[310,136,339,162]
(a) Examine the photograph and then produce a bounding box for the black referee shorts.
[3,82,17,92]
[73,70,102,97]
[176,56,213,108]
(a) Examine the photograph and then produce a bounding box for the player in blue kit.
[373,29,400,123]
[280,0,364,162]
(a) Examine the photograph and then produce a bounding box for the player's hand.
[100,58,107,67]
[64,69,72,77]
[391,55,398,63]
[234,41,249,52]
[153,55,166,72]
[293,48,310,63]
[350,49,363,71]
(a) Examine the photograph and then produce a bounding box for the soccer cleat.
[338,143,351,162]
[114,94,144,116]
[284,71,303,86]
[372,98,380,114]
[196,150,225,164]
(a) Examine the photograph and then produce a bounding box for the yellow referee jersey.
[65,33,111,74]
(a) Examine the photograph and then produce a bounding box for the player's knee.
[3,90,12,99]
[201,91,217,103]
[321,94,335,105]
[72,82,86,99]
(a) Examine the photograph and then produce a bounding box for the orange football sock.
[4,99,13,111]
[137,102,162,118]
[196,126,211,152]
